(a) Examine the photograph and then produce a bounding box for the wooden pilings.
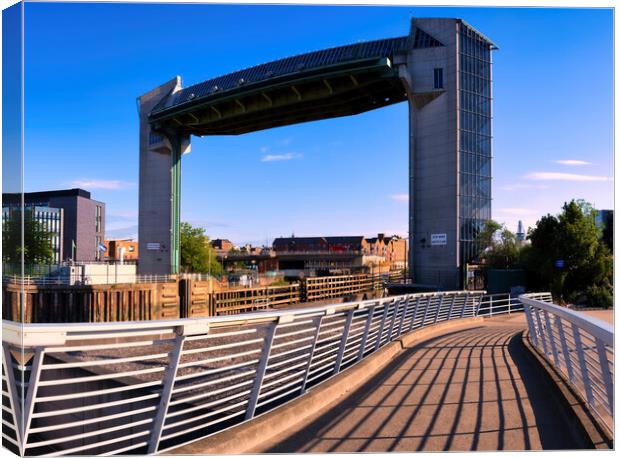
[2,272,404,323]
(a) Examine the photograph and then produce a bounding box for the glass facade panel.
[459,24,493,265]
[2,205,63,264]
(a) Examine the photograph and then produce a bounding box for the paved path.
[265,315,592,452]
[579,309,613,325]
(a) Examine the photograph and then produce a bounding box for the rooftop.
[3,188,93,204]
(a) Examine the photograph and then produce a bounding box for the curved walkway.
[264,315,593,452]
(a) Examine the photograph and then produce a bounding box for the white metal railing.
[476,292,553,317]
[2,290,485,456]
[520,293,614,434]
[3,274,176,286]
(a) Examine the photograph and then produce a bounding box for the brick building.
[105,239,138,262]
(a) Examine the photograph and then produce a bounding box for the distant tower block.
[138,18,496,288]
[516,220,525,242]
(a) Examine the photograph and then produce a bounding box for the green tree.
[524,200,613,307]
[179,222,224,276]
[476,220,520,269]
[2,209,54,265]
[600,212,613,252]
[476,220,502,260]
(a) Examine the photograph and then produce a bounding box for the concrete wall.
[77,263,137,285]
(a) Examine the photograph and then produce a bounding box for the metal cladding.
[148,36,415,135]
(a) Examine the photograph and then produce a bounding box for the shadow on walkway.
[265,316,594,452]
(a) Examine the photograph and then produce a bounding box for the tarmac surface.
[264,314,594,452]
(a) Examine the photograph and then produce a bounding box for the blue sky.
[20,3,613,245]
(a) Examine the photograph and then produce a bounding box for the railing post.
[375,301,390,351]
[542,310,560,366]
[22,348,44,449]
[595,337,614,414]
[245,321,278,420]
[396,297,409,338]
[571,322,595,407]
[433,295,444,324]
[554,315,573,382]
[534,308,549,356]
[446,294,456,321]
[489,295,494,317]
[421,296,431,326]
[460,292,470,318]
[147,333,185,454]
[476,294,484,317]
[409,296,421,331]
[2,344,23,453]
[523,302,538,348]
[387,299,401,342]
[300,316,323,394]
[334,309,355,374]
[357,306,375,361]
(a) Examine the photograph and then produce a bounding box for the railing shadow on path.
[266,320,597,453]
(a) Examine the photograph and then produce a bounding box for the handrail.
[3,274,176,286]
[2,290,482,346]
[476,292,552,317]
[521,295,613,344]
[3,290,572,456]
[520,293,614,434]
[2,290,485,456]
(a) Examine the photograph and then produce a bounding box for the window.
[95,205,102,233]
[434,68,444,89]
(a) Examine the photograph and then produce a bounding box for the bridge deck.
[264,315,593,452]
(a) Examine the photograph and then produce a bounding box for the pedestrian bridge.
[1,291,613,455]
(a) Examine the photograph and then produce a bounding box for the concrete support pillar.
[138,77,190,275]
[170,135,183,275]
[396,54,417,284]
[396,18,460,290]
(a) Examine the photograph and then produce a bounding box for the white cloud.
[390,194,409,202]
[525,172,612,182]
[186,219,230,228]
[277,138,292,146]
[105,224,138,240]
[69,179,135,190]
[261,152,302,162]
[554,159,591,166]
[496,207,537,216]
[498,183,550,191]
[107,210,138,219]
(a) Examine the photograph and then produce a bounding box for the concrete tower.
[397,18,494,288]
[137,77,190,275]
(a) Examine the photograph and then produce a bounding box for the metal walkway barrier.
[521,293,614,434]
[1,290,602,456]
